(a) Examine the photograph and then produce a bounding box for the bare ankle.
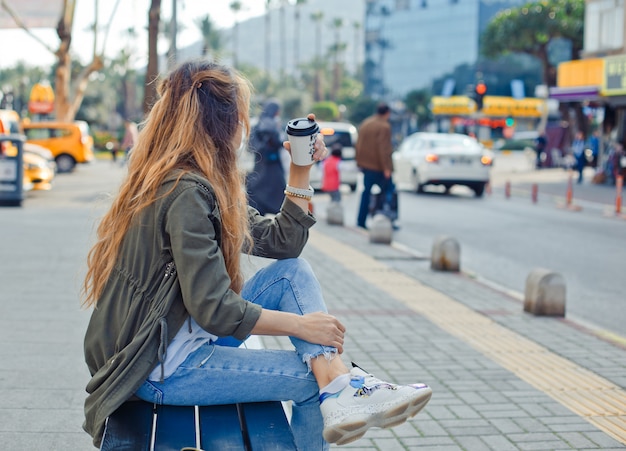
[310,354,350,387]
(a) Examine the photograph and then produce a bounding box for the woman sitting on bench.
[81,59,432,450]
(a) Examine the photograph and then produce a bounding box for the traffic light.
[505,117,515,127]
[475,82,487,110]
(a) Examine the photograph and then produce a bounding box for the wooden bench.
[100,400,297,451]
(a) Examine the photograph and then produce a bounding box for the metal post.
[616,175,623,215]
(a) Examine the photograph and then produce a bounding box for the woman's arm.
[251,309,346,353]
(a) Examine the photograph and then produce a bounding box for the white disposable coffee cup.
[285,117,320,166]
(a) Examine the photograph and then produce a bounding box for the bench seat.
[100,400,297,451]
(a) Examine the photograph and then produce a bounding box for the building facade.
[364,0,526,99]
[550,0,626,174]
[220,0,365,78]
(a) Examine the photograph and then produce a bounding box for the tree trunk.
[53,0,74,122]
[143,0,161,116]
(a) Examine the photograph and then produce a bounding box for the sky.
[0,0,266,69]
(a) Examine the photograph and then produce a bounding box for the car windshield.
[321,130,352,148]
[427,136,478,149]
[401,134,480,153]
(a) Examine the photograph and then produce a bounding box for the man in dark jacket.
[246,99,286,215]
[355,103,393,229]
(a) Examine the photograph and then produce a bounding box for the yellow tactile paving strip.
[309,230,626,445]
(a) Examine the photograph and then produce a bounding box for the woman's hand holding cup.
[284,113,328,169]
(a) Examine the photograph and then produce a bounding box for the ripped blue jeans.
[135,258,334,451]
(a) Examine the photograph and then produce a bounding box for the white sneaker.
[320,363,432,445]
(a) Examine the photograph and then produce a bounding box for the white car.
[309,121,359,192]
[393,132,493,197]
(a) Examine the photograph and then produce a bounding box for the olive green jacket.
[83,171,315,447]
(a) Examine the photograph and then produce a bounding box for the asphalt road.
[321,169,626,340]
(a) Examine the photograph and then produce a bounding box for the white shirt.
[148,317,217,381]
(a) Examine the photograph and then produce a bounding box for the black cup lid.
[285,117,320,137]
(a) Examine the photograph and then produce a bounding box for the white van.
[309,121,359,192]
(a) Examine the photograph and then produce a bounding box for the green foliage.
[346,97,378,126]
[311,101,339,121]
[404,88,433,128]
[481,0,584,59]
[92,130,120,152]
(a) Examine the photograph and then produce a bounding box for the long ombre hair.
[82,60,253,308]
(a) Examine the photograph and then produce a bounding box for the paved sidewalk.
[0,160,625,450]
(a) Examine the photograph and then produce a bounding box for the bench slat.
[100,401,153,451]
[154,404,198,450]
[239,402,297,450]
[199,404,246,450]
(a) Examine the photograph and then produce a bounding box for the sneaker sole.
[323,388,432,445]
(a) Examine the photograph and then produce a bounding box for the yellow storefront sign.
[28,82,55,114]
[557,58,604,88]
[430,96,477,115]
[482,96,545,118]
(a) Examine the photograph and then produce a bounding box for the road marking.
[309,230,626,445]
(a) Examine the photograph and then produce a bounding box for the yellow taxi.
[22,120,94,173]
[23,143,56,191]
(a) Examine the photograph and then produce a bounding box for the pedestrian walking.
[120,119,138,165]
[246,99,286,215]
[355,103,394,229]
[81,59,432,450]
[572,130,586,183]
[535,131,547,169]
[322,142,343,202]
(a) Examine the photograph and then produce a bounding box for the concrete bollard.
[524,268,566,316]
[369,214,392,244]
[326,202,344,226]
[430,236,460,271]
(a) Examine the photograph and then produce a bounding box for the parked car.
[22,120,94,173]
[491,138,537,171]
[393,132,493,197]
[309,121,359,192]
[0,109,21,135]
[23,146,56,191]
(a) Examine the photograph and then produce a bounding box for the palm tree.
[144,0,162,115]
[196,15,223,60]
[329,18,345,101]
[264,0,273,73]
[279,0,288,79]
[310,11,324,101]
[293,0,307,73]
[352,21,361,75]
[167,0,178,68]
[229,1,243,68]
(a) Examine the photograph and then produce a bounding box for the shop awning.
[548,85,602,102]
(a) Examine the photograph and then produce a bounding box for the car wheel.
[412,169,424,193]
[473,183,486,197]
[56,154,76,173]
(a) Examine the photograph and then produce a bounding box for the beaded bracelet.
[285,184,314,197]
[284,190,312,201]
